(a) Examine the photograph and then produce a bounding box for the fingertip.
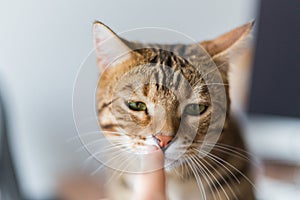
[145,145,159,152]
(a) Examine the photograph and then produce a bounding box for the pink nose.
[154,135,173,148]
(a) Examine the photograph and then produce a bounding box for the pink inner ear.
[200,21,254,57]
[93,23,132,70]
[95,38,106,67]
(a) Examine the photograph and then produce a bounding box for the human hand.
[132,146,167,200]
[58,146,166,200]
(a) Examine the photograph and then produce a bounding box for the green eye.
[128,101,147,111]
[184,104,207,116]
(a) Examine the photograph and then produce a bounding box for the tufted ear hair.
[93,21,133,71]
[200,21,254,60]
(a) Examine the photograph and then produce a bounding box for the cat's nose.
[154,135,174,148]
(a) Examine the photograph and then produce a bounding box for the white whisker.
[195,154,238,200]
[186,157,207,200]
[91,148,128,176]
[201,149,258,192]
[194,148,240,184]
[189,156,220,200]
[67,130,125,142]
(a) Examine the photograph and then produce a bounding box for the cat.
[94,21,255,200]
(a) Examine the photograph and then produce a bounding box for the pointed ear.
[93,21,133,70]
[200,21,254,59]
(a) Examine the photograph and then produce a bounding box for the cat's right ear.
[93,21,133,71]
[200,21,254,59]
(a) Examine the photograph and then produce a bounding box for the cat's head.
[94,21,253,170]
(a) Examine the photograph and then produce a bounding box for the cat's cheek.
[165,138,185,156]
[183,116,202,127]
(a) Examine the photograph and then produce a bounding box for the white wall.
[0,0,259,199]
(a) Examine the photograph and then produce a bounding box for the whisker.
[186,157,207,200]
[212,145,250,160]
[194,154,238,200]
[91,148,129,176]
[105,154,134,185]
[193,148,240,184]
[173,162,184,179]
[66,130,125,142]
[200,142,259,167]
[79,142,135,173]
[80,147,125,172]
[75,138,115,152]
[110,154,137,183]
[192,155,232,200]
[196,141,256,162]
[75,136,131,153]
[203,142,253,156]
[82,143,128,168]
[189,156,220,200]
[97,142,127,153]
[81,154,95,171]
[201,149,258,192]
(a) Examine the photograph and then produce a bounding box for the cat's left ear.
[93,21,133,70]
[200,21,254,59]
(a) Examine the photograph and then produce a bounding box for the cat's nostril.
[154,135,173,148]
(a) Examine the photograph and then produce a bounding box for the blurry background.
[1,0,299,199]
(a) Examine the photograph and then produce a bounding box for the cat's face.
[94,22,253,170]
[97,53,211,168]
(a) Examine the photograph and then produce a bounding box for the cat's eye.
[128,101,147,111]
[184,104,207,116]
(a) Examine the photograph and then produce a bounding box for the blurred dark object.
[248,0,300,117]
[0,94,21,200]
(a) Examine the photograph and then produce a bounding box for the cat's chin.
[164,158,182,172]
